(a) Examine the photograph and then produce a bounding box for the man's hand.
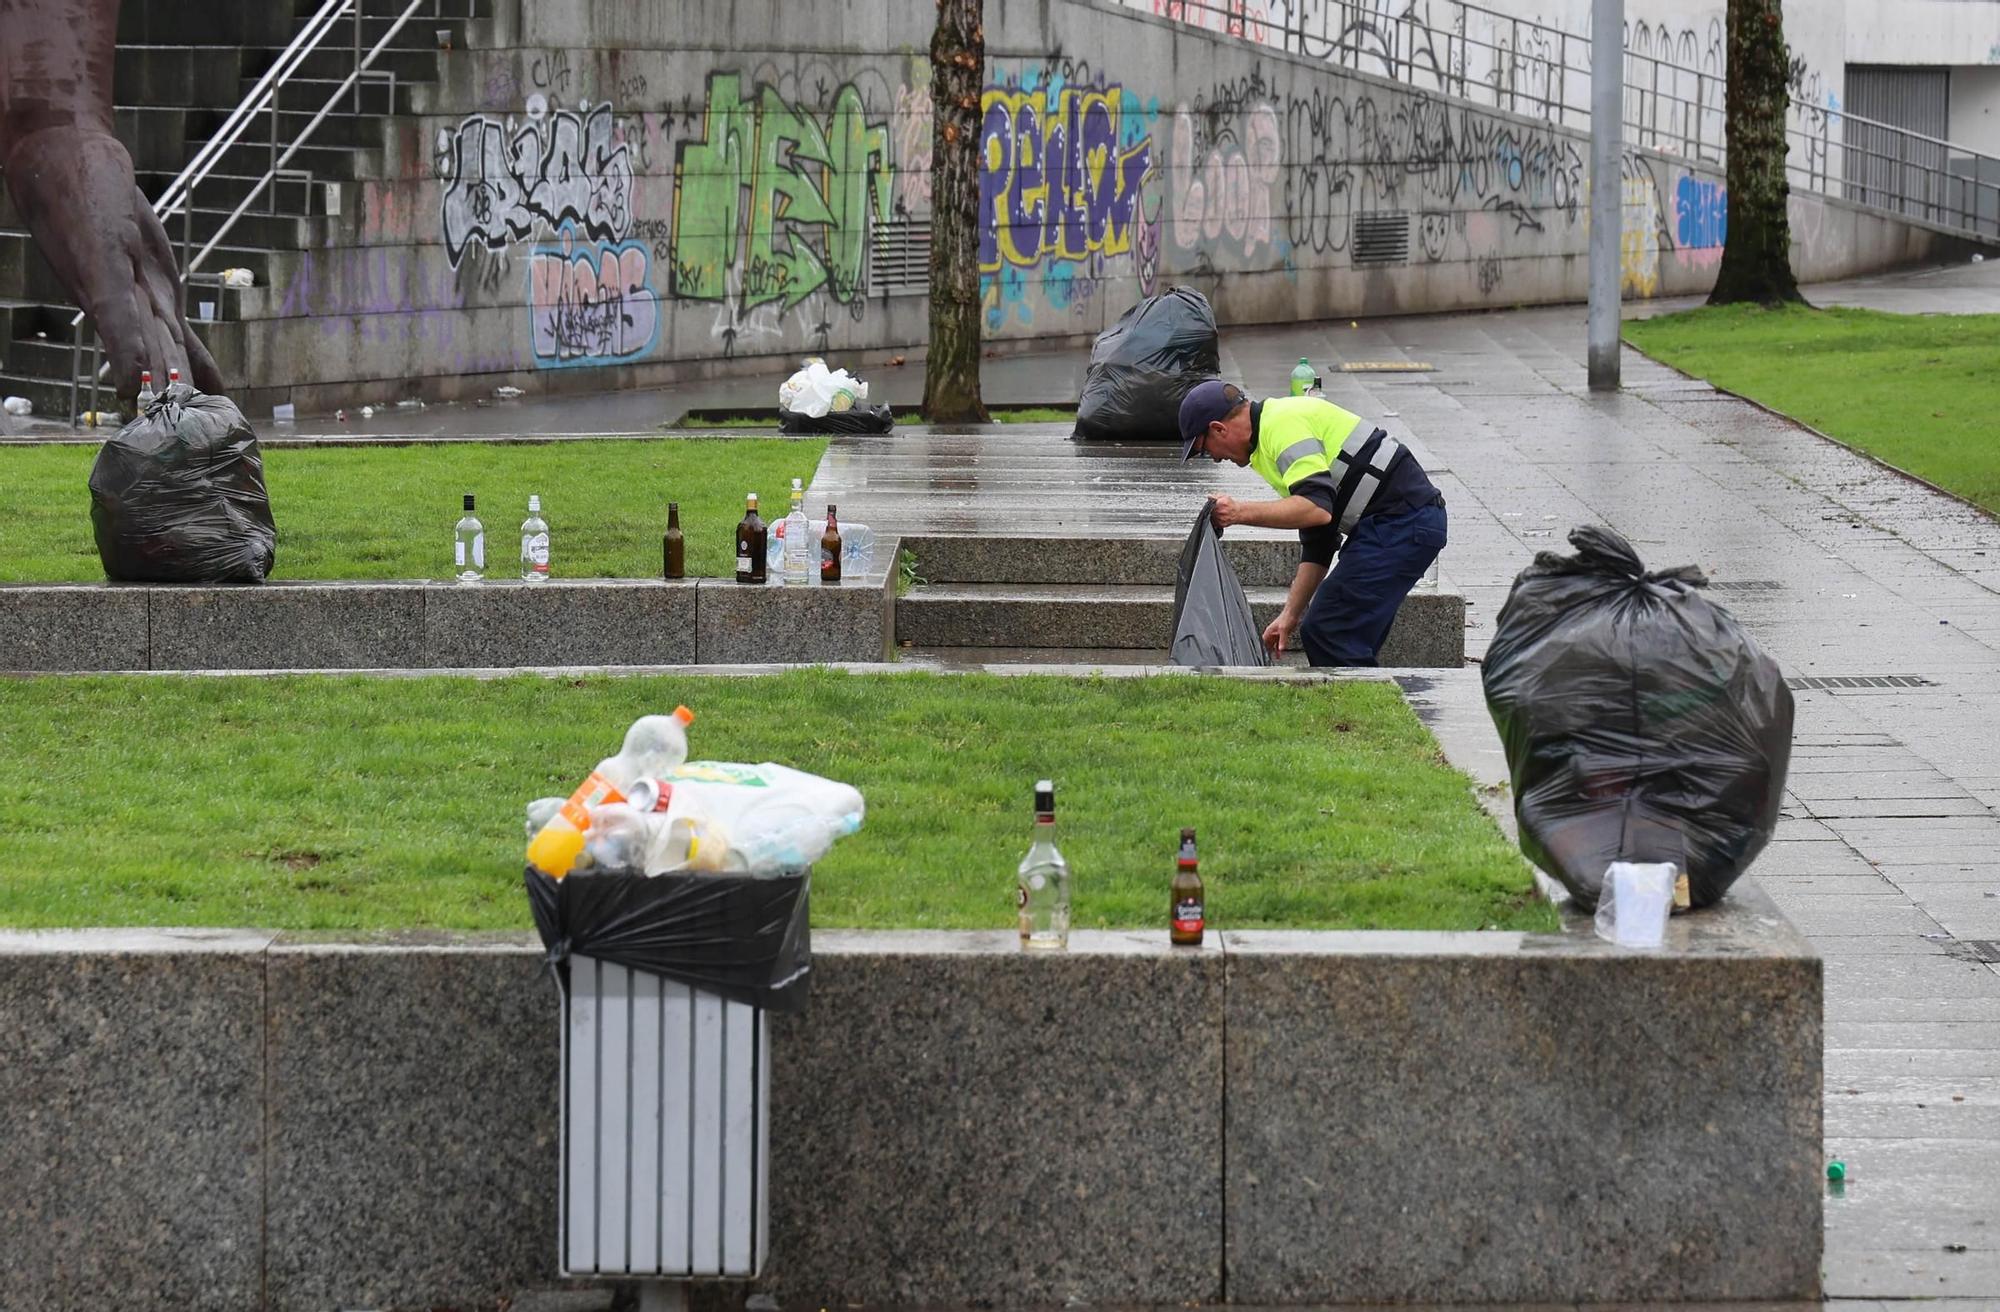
[1262,610,1296,658]
[1212,494,1252,530]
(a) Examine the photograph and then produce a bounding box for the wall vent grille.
[1352,212,1411,266]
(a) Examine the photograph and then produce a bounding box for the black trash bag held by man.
[1073,286,1220,441]
[1480,526,1793,910]
[1170,499,1271,667]
[89,386,277,583]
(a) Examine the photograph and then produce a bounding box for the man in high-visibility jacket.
[1179,379,1447,666]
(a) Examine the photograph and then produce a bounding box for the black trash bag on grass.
[1073,286,1220,441]
[1480,525,1793,911]
[778,403,895,435]
[88,386,277,583]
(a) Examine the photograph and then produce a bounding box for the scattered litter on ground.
[1946,1243,1968,1253]
[1826,1160,1846,1181]
[219,267,256,288]
[396,398,426,409]
[495,385,526,399]
[271,403,295,423]
[359,405,375,419]
[2,396,32,416]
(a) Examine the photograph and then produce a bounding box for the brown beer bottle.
[820,503,843,583]
[663,501,685,579]
[735,493,767,584]
[1171,827,1204,946]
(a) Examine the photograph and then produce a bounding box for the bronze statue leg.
[0,0,227,400]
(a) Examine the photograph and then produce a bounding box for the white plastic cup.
[1595,862,1676,948]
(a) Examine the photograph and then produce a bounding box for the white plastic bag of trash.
[778,358,869,419]
[219,267,256,288]
[2,396,32,416]
[1593,861,1678,948]
[582,761,864,877]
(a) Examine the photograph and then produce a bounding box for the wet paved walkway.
[811,261,2000,1304]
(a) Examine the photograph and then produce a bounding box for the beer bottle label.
[1173,898,1204,932]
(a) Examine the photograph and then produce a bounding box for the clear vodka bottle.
[454,493,485,583]
[520,494,550,582]
[782,477,812,585]
[1017,779,1071,951]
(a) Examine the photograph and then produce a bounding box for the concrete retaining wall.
[0,893,1822,1310]
[207,0,1976,414]
[0,571,896,672]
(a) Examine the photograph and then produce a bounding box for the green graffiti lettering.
[671,73,891,311]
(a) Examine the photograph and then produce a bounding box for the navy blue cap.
[1178,380,1247,462]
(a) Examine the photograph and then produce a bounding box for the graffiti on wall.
[1621,166,1661,296]
[437,102,636,268]
[528,234,660,367]
[1170,101,1283,259]
[979,74,1155,273]
[669,71,892,312]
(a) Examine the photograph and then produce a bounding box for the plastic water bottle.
[520,494,550,582]
[454,493,485,584]
[526,706,697,878]
[1289,357,1315,396]
[782,478,812,585]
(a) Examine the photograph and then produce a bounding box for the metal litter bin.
[561,955,770,1284]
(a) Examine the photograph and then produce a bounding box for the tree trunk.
[1708,0,1806,306]
[922,0,989,423]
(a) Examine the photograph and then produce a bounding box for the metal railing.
[1138,0,2000,239]
[70,0,470,424]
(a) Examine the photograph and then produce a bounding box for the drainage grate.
[869,216,931,294]
[1709,580,1785,592]
[1351,211,1411,265]
[1966,941,2000,963]
[1786,674,1937,690]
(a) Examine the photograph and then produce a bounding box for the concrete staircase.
[893,535,1468,668]
[0,0,480,420]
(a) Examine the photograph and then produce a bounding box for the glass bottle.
[1171,827,1205,946]
[782,478,812,585]
[820,503,843,584]
[735,492,767,584]
[520,494,550,582]
[663,501,684,579]
[1017,779,1071,951]
[454,493,485,584]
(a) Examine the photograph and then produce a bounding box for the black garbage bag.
[1171,499,1270,667]
[1481,526,1793,911]
[778,403,895,435]
[1073,286,1220,441]
[89,387,277,583]
[525,866,811,1012]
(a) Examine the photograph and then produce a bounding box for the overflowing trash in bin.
[777,357,893,434]
[1481,525,1793,913]
[523,706,865,1010]
[88,378,278,583]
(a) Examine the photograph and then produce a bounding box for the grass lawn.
[0,670,1554,934]
[0,437,825,582]
[1625,305,2000,513]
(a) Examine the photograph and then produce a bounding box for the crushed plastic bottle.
[526,707,697,877]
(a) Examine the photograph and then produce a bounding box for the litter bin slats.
[562,956,769,1279]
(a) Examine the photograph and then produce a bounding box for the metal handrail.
[70,0,471,424]
[1140,0,2000,240]
[189,0,432,276]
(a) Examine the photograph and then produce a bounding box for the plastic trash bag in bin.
[88,384,277,582]
[1481,525,1793,911]
[1073,286,1220,442]
[526,866,811,1012]
[1171,499,1270,667]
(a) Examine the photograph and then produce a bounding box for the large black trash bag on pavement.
[89,386,277,583]
[525,866,811,1012]
[1480,525,1793,911]
[1170,499,1270,667]
[1073,286,1220,441]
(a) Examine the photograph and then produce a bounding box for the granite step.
[894,581,1465,667]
